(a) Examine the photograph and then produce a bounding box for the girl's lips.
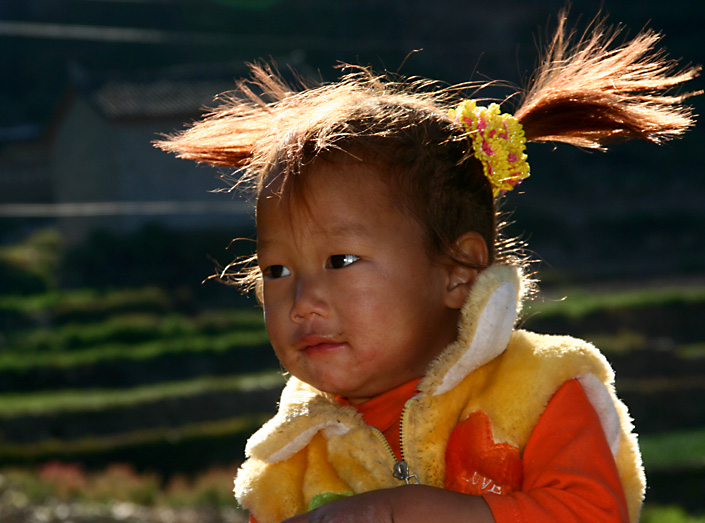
[297,335,346,354]
[303,342,346,355]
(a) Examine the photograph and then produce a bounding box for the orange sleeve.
[483,379,629,523]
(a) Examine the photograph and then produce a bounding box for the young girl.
[157,13,699,523]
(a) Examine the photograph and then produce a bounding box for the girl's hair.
[156,12,700,294]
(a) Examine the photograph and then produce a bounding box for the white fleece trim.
[434,281,518,396]
[261,423,329,463]
[577,373,621,456]
[322,423,351,439]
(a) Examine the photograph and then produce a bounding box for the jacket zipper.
[371,397,419,485]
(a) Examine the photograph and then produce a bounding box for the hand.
[280,485,495,523]
[282,488,394,523]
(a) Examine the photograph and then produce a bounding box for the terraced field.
[0,287,281,474]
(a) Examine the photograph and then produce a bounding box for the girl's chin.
[300,374,370,400]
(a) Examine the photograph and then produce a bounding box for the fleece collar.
[245,264,524,464]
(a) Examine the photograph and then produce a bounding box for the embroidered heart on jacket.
[445,411,523,495]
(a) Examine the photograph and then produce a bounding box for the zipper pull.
[392,460,418,485]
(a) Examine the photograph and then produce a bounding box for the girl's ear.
[444,232,489,310]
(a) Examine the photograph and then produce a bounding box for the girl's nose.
[290,276,328,323]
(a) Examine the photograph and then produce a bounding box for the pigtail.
[515,12,701,149]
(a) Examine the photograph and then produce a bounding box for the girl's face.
[256,161,462,404]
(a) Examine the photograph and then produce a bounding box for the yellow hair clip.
[449,100,530,197]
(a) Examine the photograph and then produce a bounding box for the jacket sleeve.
[483,379,630,522]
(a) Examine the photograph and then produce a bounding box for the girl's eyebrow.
[256,238,275,251]
[257,221,373,251]
[322,221,372,239]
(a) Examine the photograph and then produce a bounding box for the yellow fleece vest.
[234,265,645,523]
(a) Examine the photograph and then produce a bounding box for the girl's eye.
[327,254,360,269]
[263,265,291,279]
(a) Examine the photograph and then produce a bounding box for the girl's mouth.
[297,335,346,354]
[303,342,346,355]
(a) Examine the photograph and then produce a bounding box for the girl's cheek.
[263,295,288,334]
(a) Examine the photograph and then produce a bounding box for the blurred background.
[1,0,703,521]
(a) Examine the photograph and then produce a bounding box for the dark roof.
[65,59,312,121]
[91,77,237,120]
[65,62,254,121]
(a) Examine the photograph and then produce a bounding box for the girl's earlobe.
[445,265,478,309]
[444,232,489,309]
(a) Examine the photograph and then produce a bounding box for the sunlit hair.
[156,11,700,297]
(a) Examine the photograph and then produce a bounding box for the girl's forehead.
[255,160,414,238]
[258,159,397,215]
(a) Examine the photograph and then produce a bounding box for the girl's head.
[157,13,699,397]
[246,90,499,399]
